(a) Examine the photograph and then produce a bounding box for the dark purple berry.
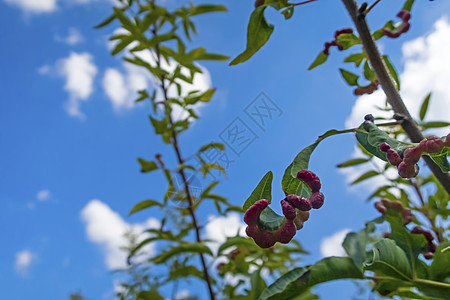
[281,200,296,220]
[423,252,434,260]
[286,194,311,211]
[379,142,391,152]
[420,136,444,153]
[277,222,296,244]
[403,146,423,165]
[374,201,387,214]
[297,170,321,192]
[444,133,450,147]
[398,161,419,178]
[244,199,269,225]
[310,192,325,209]
[386,149,402,166]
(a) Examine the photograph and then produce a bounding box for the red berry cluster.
[383,10,411,38]
[374,199,413,225]
[380,135,448,178]
[323,28,353,55]
[375,199,436,259]
[244,170,324,248]
[411,227,436,259]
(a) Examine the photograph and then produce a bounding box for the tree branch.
[152,25,216,300]
[341,0,450,195]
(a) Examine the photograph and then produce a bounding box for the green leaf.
[199,88,216,102]
[420,121,450,129]
[94,13,117,29]
[281,6,294,19]
[365,239,413,280]
[259,257,363,300]
[383,55,400,90]
[137,291,164,300]
[199,143,225,152]
[339,69,359,86]
[129,200,161,216]
[243,171,273,211]
[257,206,285,231]
[344,52,366,67]
[426,148,450,173]
[372,28,385,40]
[342,221,376,270]
[430,241,450,282]
[355,121,411,161]
[351,170,379,185]
[137,158,158,173]
[403,0,415,11]
[419,93,432,121]
[363,61,377,82]
[230,5,274,66]
[114,7,136,33]
[111,35,134,55]
[283,128,355,195]
[218,236,260,255]
[190,4,228,15]
[169,265,205,280]
[152,243,213,264]
[308,51,328,70]
[149,116,169,134]
[250,269,267,299]
[337,158,370,168]
[200,163,227,177]
[336,33,361,50]
[290,142,319,177]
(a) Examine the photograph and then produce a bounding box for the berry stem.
[341,0,450,195]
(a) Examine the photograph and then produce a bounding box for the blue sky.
[1,0,450,299]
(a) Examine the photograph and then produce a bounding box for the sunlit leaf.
[230,5,274,65]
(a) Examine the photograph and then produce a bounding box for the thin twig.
[293,0,317,7]
[151,24,216,300]
[364,0,381,15]
[341,0,450,195]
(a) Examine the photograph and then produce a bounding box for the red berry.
[398,161,419,178]
[277,222,296,244]
[281,200,296,220]
[244,199,269,225]
[379,142,391,152]
[403,146,423,165]
[286,194,311,211]
[420,136,444,153]
[444,133,450,147]
[374,201,387,214]
[386,149,402,166]
[297,170,321,192]
[310,192,325,209]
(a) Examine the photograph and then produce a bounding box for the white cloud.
[320,229,351,257]
[80,199,159,270]
[102,66,147,112]
[104,36,212,119]
[55,27,84,45]
[346,16,450,135]
[15,249,36,275]
[57,52,98,119]
[174,289,190,300]
[38,64,51,75]
[204,213,246,255]
[37,189,50,201]
[4,0,57,13]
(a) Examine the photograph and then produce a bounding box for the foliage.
[92,0,450,299]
